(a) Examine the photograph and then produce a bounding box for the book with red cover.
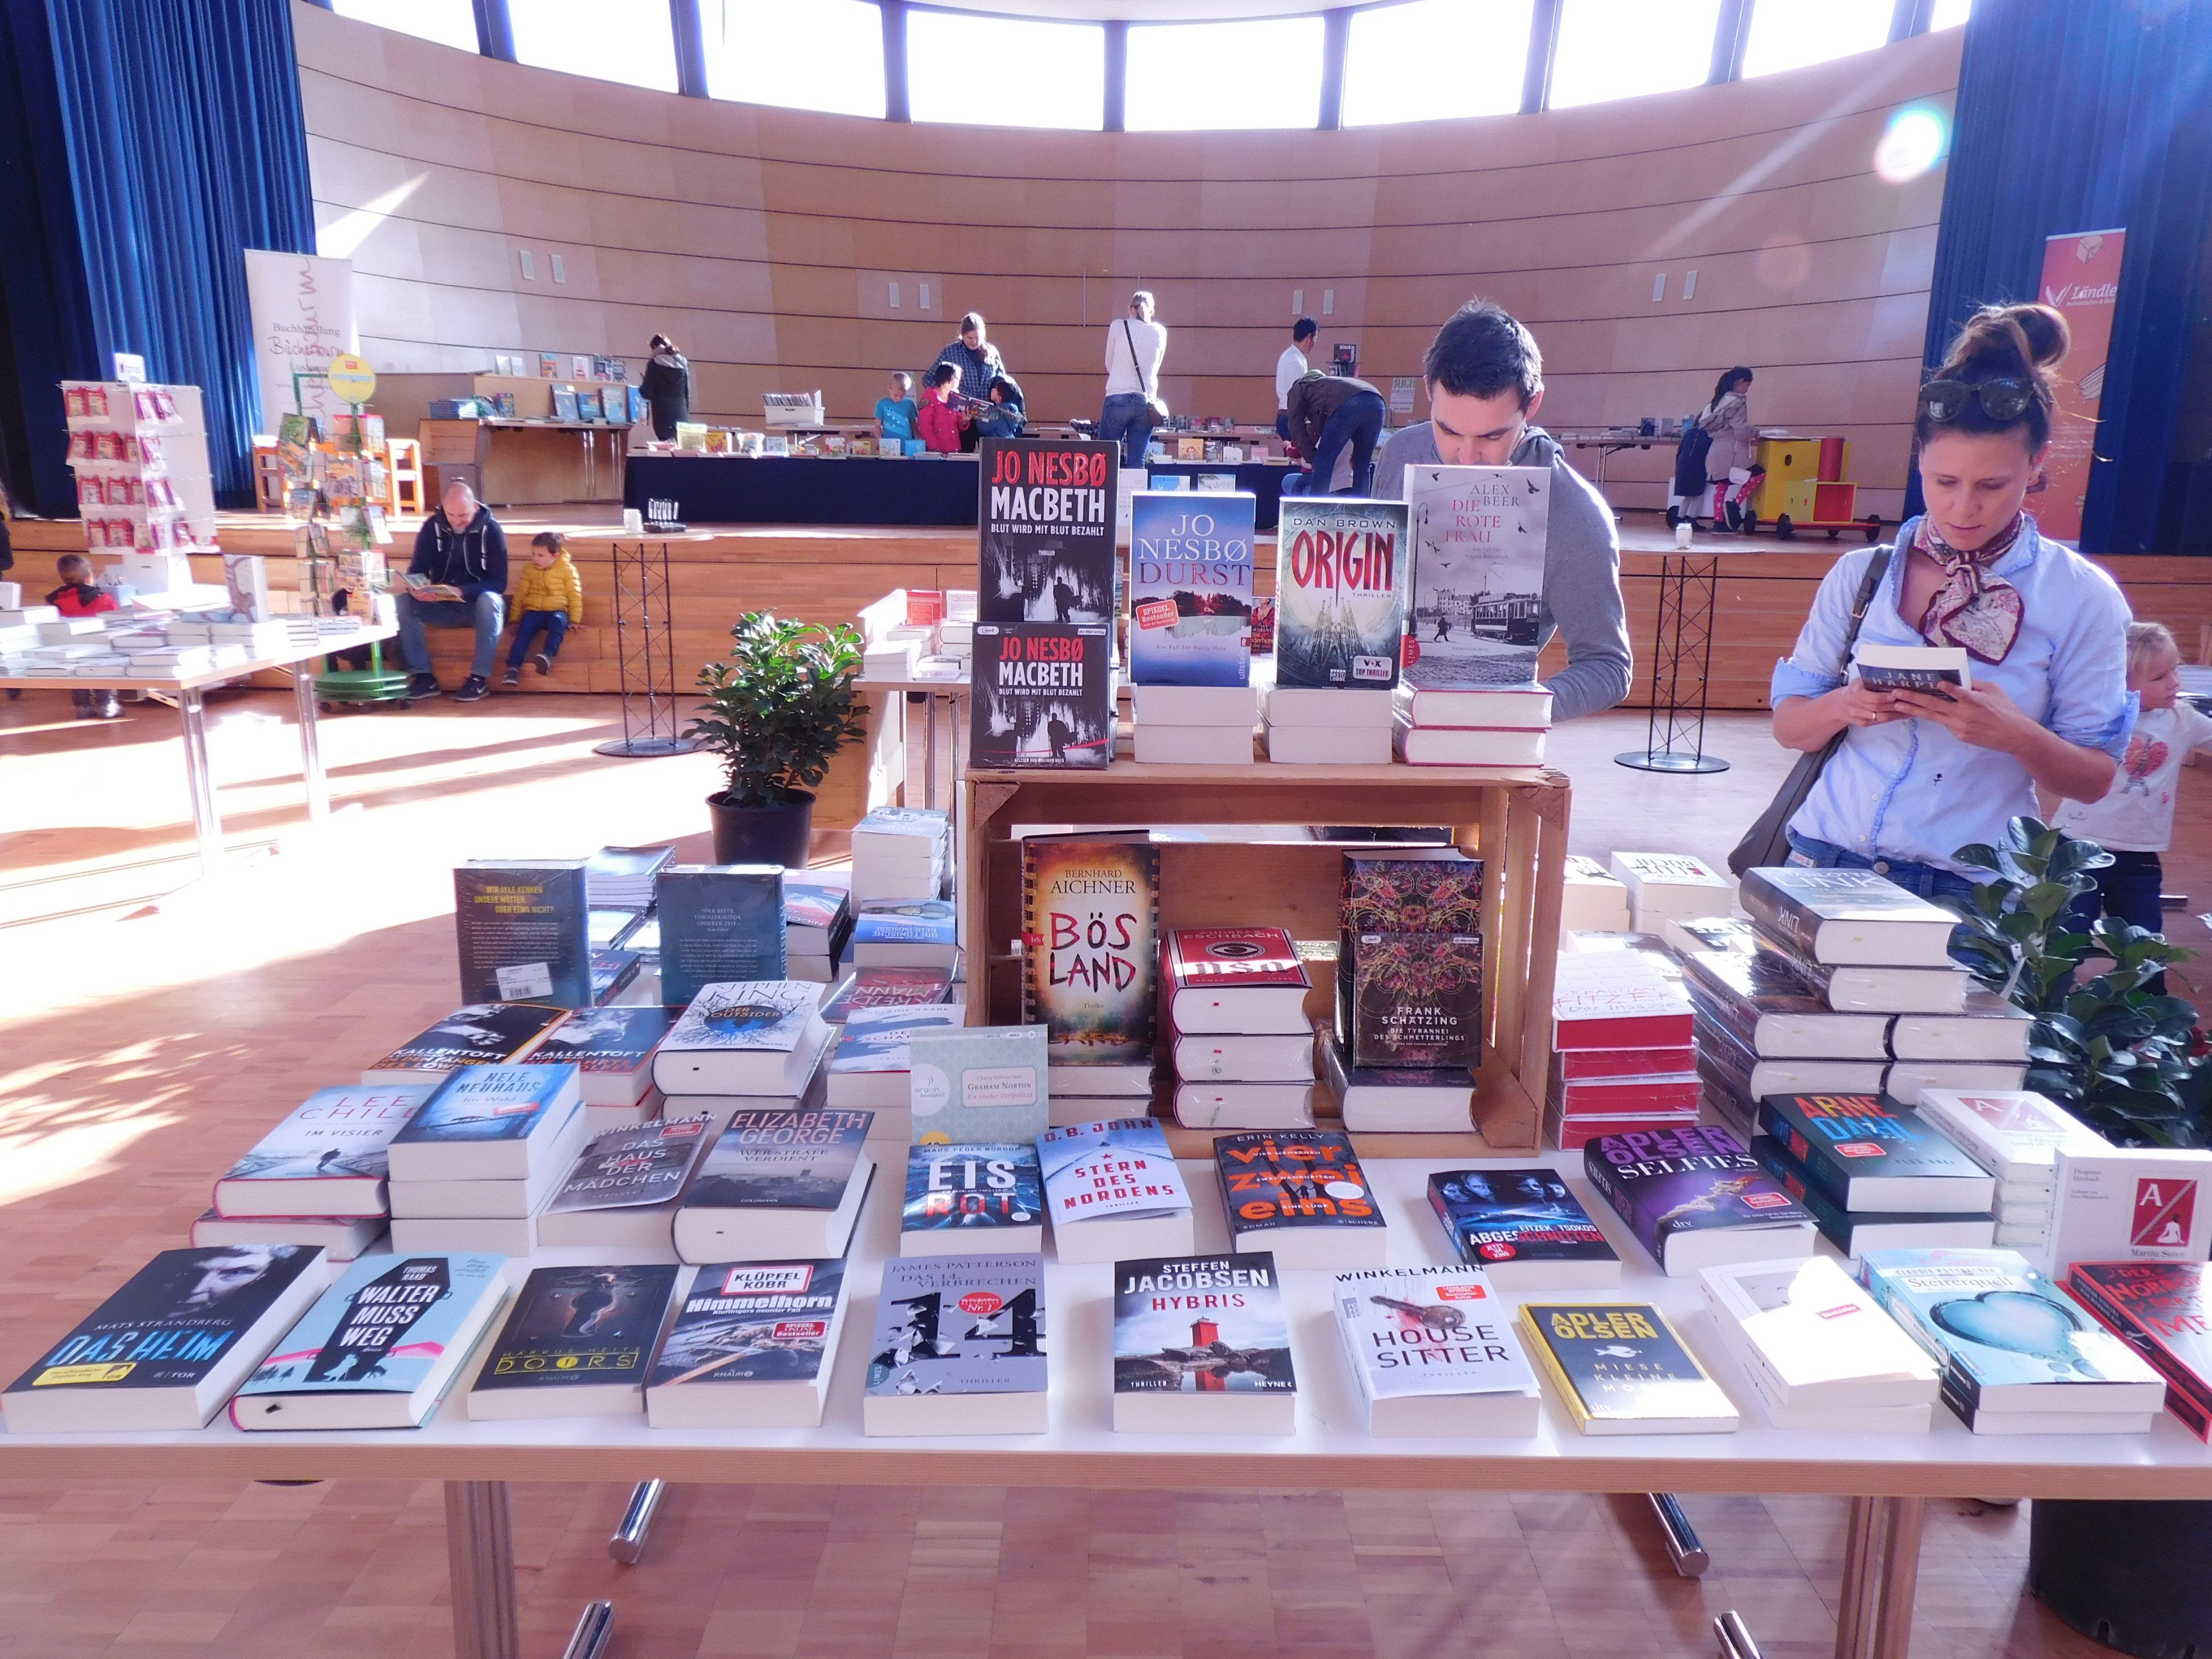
[1550,951,1694,1050]
[2068,1262,2212,1439]
[1545,1103,1699,1152]
[1556,1045,1696,1081]
[1546,1060,1702,1121]
[1163,926,1312,1035]
[819,967,955,1023]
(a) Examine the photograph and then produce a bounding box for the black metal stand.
[594,537,698,759]
[1616,552,1729,774]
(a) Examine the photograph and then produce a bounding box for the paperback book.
[1334,1265,1541,1436]
[1214,1129,1387,1269]
[1022,836,1159,1069]
[1127,490,1255,685]
[1514,1301,1738,1434]
[1756,1093,1998,1213]
[1037,1117,1193,1263]
[1401,464,1549,690]
[969,622,1115,769]
[976,436,1118,625]
[1854,642,1970,697]
[1697,1255,1939,1429]
[362,1003,569,1084]
[453,859,592,1008]
[546,1117,714,1217]
[851,898,959,967]
[1273,496,1409,690]
[213,1085,433,1218]
[645,1259,851,1429]
[864,1253,1049,1434]
[1427,1167,1621,1287]
[2046,1147,2212,1272]
[2067,1262,2212,1439]
[900,1142,1044,1254]
[1582,1125,1815,1274]
[468,1264,682,1418]
[385,1063,582,1182]
[655,866,786,1007]
[1112,1252,1295,1433]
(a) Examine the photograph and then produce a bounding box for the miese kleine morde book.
[976,436,1118,625]
[1514,1301,1738,1435]
[213,1085,435,1218]
[1021,835,1158,1074]
[230,1253,509,1431]
[4,1245,327,1433]
[453,858,592,1009]
[863,1253,1049,1435]
[969,622,1114,769]
[1333,1265,1540,1437]
[1127,490,1255,685]
[645,1259,851,1429]
[384,1062,582,1183]
[468,1263,684,1419]
[1112,1251,1296,1434]
[654,865,787,1008]
[1582,1125,1815,1276]
[1401,464,1549,690]
[1273,496,1409,691]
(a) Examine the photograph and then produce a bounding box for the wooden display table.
[961,759,1569,1154]
[419,417,629,506]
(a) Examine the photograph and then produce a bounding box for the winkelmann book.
[1334,1265,1540,1437]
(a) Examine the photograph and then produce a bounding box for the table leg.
[445,1479,519,1659]
[923,692,939,812]
[1832,1496,1881,1659]
[292,666,329,822]
[177,687,224,880]
[1869,1497,1924,1659]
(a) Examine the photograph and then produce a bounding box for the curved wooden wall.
[297,3,1958,517]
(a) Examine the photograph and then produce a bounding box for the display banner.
[244,250,357,434]
[2035,228,2126,544]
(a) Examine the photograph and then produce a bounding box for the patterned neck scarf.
[1914,512,2026,663]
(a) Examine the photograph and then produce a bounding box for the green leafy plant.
[686,612,867,809]
[1946,817,2208,1146]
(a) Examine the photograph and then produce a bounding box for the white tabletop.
[0,624,396,693]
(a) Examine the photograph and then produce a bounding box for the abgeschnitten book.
[1428,1167,1621,1288]
[1334,1266,1540,1437]
[645,1259,850,1429]
[213,1085,433,1218]
[825,1002,967,1113]
[864,1254,1049,1435]
[1113,1252,1295,1434]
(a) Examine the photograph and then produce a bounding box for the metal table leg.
[177,686,224,880]
[1715,1609,1764,1659]
[563,1600,615,1659]
[1833,1496,1884,1659]
[608,1478,665,1563]
[1649,1492,1710,1575]
[1870,1497,1924,1659]
[292,666,329,822]
[445,1479,518,1659]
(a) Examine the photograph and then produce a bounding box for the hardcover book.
[1038,1118,1192,1262]
[1273,496,1408,690]
[1915,1089,2108,1185]
[385,1063,582,1182]
[969,622,1115,770]
[1752,1135,1997,1258]
[453,859,592,1009]
[1112,1252,1295,1433]
[1325,1041,1472,1134]
[214,1086,434,1218]
[825,1002,969,1111]
[900,1142,1044,1252]
[1582,1125,1816,1275]
[976,436,1118,625]
[4,1246,328,1433]
[1738,867,1960,967]
[864,1253,1049,1434]
[907,1024,1048,1146]
[521,1005,673,1107]
[1214,1129,1387,1269]
[227,1252,508,1431]
[1757,1094,1997,1213]
[1337,852,1485,1051]
[1022,836,1158,1068]
[1550,950,1695,1050]
[1334,1266,1540,1436]
[2068,1262,2212,1440]
[675,1108,875,1263]
[1514,1301,1738,1434]
[784,880,852,948]
[468,1264,682,1418]
[645,1259,851,1428]
[547,1117,714,1216]
[1127,490,1255,685]
[584,844,675,908]
[819,966,956,1023]
[1162,926,1312,1034]
[1427,1167,1621,1287]
[1698,1255,1940,1410]
[1345,930,1483,1069]
[1678,949,1891,1058]
[1402,464,1549,690]
[851,898,958,967]
[362,1002,569,1084]
[655,866,786,1008]
[654,980,830,1097]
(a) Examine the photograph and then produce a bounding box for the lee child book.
[1402,464,1549,690]
[214,1085,434,1218]
[1022,836,1158,1068]
[1128,490,1255,685]
[1274,496,1408,690]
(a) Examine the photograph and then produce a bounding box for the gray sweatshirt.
[1373,422,1632,722]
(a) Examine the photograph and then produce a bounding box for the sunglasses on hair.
[1919,377,2038,423]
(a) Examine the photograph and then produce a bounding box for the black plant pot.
[2029,1499,2212,1657]
[707,790,813,867]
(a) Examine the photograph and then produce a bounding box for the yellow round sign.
[326,352,376,403]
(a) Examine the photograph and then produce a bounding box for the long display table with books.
[622,453,982,527]
[7,1155,2210,1659]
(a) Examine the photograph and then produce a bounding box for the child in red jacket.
[916,363,970,454]
[46,552,120,719]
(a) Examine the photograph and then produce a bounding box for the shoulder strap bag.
[1125,319,1169,422]
[1726,549,1892,878]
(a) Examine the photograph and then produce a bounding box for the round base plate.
[1614,749,1730,774]
[593,736,700,759]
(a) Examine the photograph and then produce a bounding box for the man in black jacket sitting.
[398,480,508,702]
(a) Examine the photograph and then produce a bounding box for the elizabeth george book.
[1112,1252,1296,1434]
[863,1254,1049,1435]
[675,1109,875,1263]
[646,1259,851,1429]
[1127,491,1255,685]
[213,1085,433,1218]
[1402,465,1548,691]
[1334,1266,1540,1437]
[1274,497,1408,690]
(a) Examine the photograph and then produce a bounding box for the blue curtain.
[1917,0,2212,554]
[0,0,315,514]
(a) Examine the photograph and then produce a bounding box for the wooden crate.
[960,760,1571,1156]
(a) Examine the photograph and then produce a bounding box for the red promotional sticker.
[957,1291,1004,1317]
[1134,598,1179,631]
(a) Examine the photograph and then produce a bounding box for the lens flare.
[1875,105,1949,183]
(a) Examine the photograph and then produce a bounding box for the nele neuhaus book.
[976,436,1118,625]
[213,1085,434,1218]
[863,1253,1048,1435]
[1515,1302,1738,1434]
[1021,836,1158,1068]
[969,622,1114,769]
[385,1062,582,1183]
[654,865,786,1008]
[4,1245,328,1433]
[1334,1266,1541,1437]
[1112,1252,1295,1434]
[1582,1125,1815,1275]
[1127,490,1255,686]
[645,1259,851,1429]
[468,1264,683,1419]
[453,859,591,1009]
[1402,464,1548,691]
[1274,497,1408,690]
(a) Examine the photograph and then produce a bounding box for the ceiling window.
[1742,0,1892,77]
[1931,0,1972,26]
[1549,0,1723,108]
[702,0,885,117]
[509,0,679,92]
[908,11,1104,129]
[1345,0,1533,125]
[1127,17,1325,131]
[330,0,477,53]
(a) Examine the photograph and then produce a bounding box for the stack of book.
[536,1115,715,1259]
[585,844,674,911]
[1546,950,1698,1150]
[1860,1247,2166,1433]
[850,807,949,903]
[1128,489,1258,764]
[1698,1255,1940,1432]
[1023,836,1161,1120]
[1748,1091,1997,1258]
[386,1063,588,1256]
[1392,685,1551,767]
[1162,926,1318,1130]
[898,1023,1049,1270]
[652,981,835,1120]
[361,1003,571,1085]
[1331,852,1485,1130]
[195,1085,433,1265]
[783,877,853,983]
[1559,855,1631,933]
[674,1105,876,1264]
[819,965,956,1024]
[520,1004,670,1127]
[1916,1087,2109,1258]
[1265,496,1407,765]
[1737,867,2030,1104]
[822,1001,967,1125]
[1607,852,1733,934]
[2067,1263,2212,1440]
[1583,1125,1815,1274]
[850,897,959,972]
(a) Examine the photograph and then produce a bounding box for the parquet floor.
[2,688,2202,1659]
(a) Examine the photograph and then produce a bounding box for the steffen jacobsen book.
[1112,1252,1296,1434]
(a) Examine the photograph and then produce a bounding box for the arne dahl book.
[1755,1093,1997,1213]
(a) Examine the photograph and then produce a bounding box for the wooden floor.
[2,691,2204,1658]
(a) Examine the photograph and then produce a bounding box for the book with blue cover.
[1274,497,1408,690]
[653,980,831,1097]
[1754,1136,1997,1258]
[655,865,786,1008]
[1038,1117,1193,1262]
[852,898,957,946]
[229,1252,510,1430]
[900,1143,1044,1255]
[1756,1092,1997,1213]
[1426,1166,1620,1288]
[906,1024,1048,1146]
[453,859,592,1009]
[213,1085,434,1218]
[863,1253,1049,1434]
[386,1063,582,1182]
[1127,490,1255,686]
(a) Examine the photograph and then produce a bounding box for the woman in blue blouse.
[1769,303,2134,901]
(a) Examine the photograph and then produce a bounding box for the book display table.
[0,624,395,881]
[6,1155,2208,1659]
[420,418,629,507]
[623,454,981,527]
[1143,460,1294,528]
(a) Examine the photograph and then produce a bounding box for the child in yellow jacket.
[503,531,583,686]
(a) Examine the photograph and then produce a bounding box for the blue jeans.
[397,590,504,679]
[1783,831,1979,906]
[1283,389,1386,498]
[1276,411,1290,442]
[1098,393,1157,468]
[507,609,569,669]
[2068,847,2167,988]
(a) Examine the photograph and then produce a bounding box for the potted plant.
[685,612,867,868]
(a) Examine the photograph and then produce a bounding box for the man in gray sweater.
[1373,300,1631,723]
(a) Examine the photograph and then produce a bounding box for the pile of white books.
[1698,1255,1940,1432]
[849,806,949,902]
[1917,1088,2109,1256]
[385,1064,587,1256]
[1264,684,1391,764]
[1392,684,1551,767]
[1608,851,1733,934]
[1132,682,1258,765]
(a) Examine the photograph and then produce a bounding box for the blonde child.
[503,531,582,686]
[2054,621,2212,942]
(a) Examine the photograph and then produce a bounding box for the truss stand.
[1616,552,1729,774]
[595,535,698,758]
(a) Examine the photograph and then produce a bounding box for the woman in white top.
[1100,291,1167,467]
